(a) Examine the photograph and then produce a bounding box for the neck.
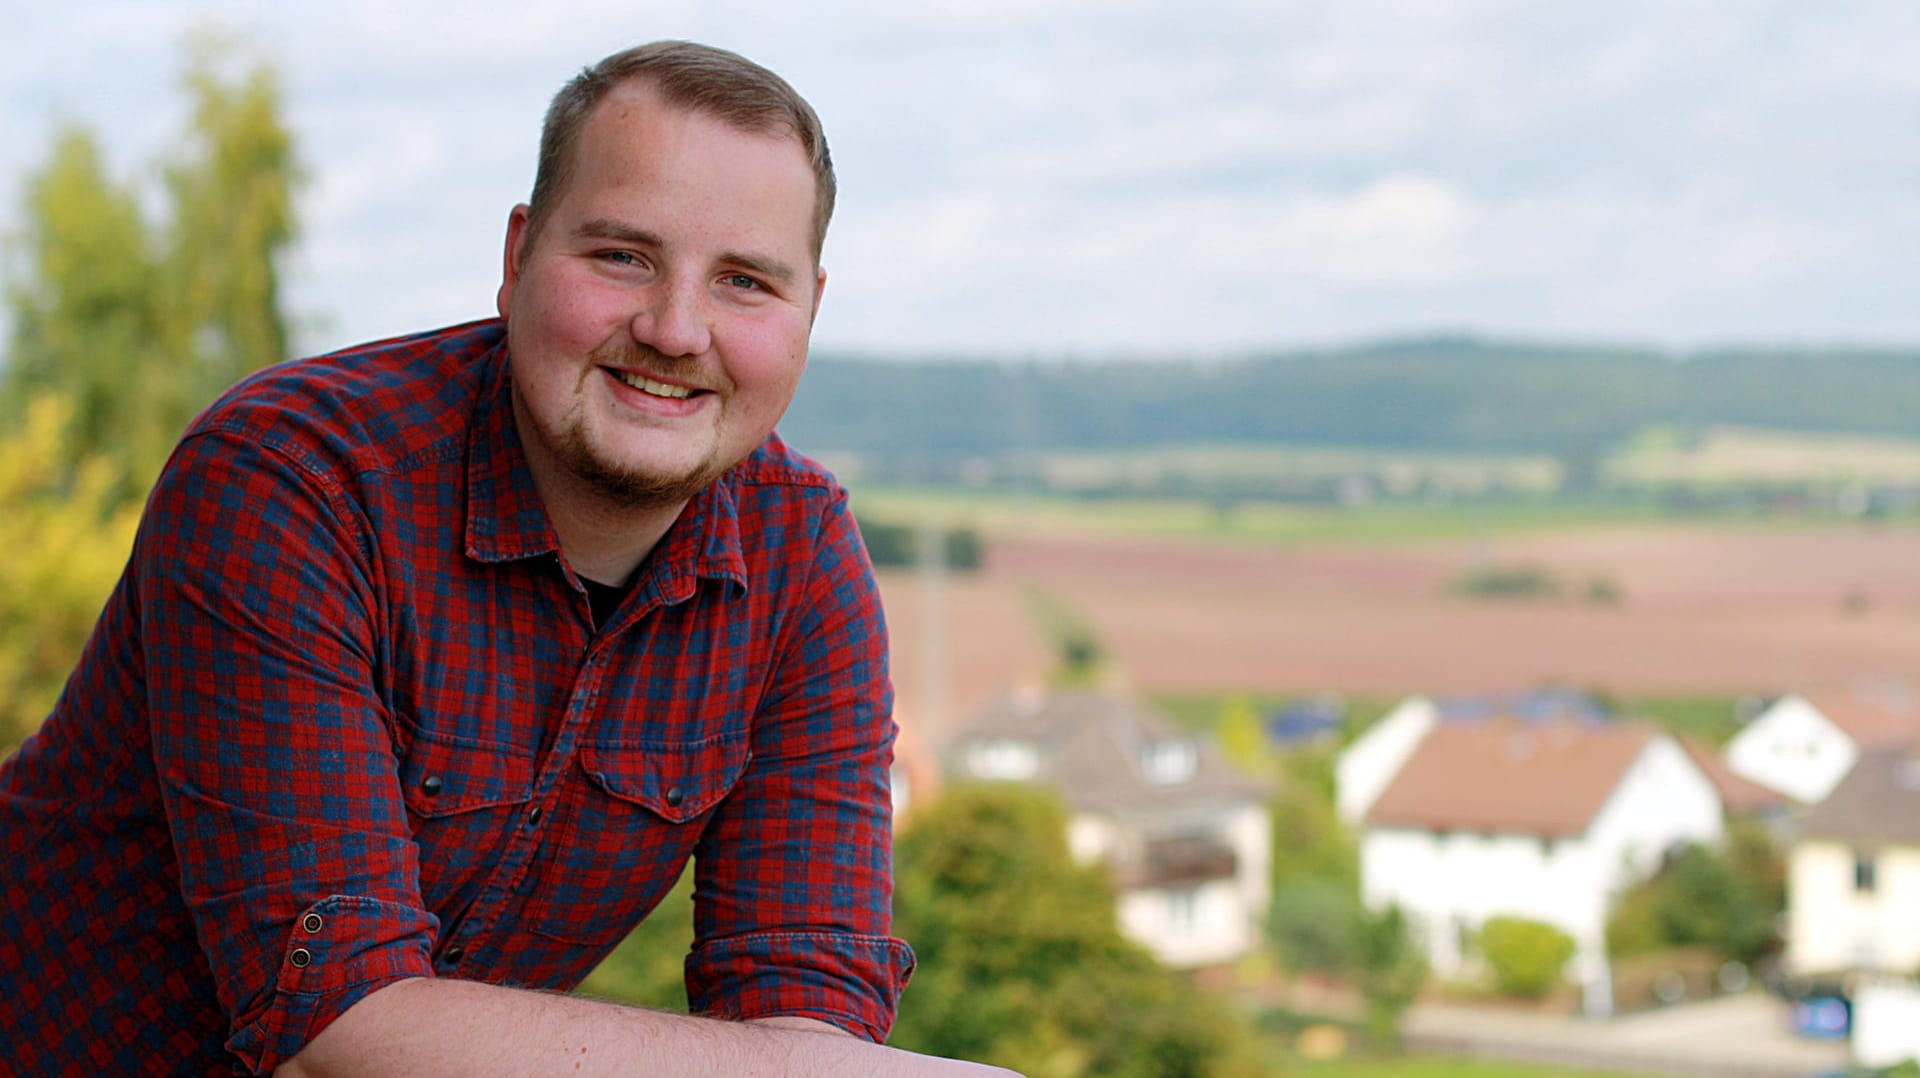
[546,486,684,586]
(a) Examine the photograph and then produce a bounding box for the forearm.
[275,977,1018,1078]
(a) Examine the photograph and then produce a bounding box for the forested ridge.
[784,336,1920,457]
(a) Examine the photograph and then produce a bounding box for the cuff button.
[289,948,312,968]
[302,913,324,933]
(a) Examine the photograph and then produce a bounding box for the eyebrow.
[574,217,800,288]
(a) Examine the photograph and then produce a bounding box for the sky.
[3,1,1917,360]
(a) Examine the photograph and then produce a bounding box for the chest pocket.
[519,734,750,948]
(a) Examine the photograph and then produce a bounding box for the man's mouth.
[612,368,695,400]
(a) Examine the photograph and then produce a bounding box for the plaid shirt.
[0,320,911,1075]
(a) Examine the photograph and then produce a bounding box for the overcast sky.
[4,1,1916,359]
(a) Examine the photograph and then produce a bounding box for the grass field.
[1288,1059,1644,1078]
[849,483,1914,548]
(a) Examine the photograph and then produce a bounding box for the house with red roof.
[1355,719,1723,1016]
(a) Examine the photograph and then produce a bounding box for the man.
[0,41,1015,1076]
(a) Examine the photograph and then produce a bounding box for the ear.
[808,265,828,328]
[497,204,534,319]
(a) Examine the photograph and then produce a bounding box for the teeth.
[617,370,693,399]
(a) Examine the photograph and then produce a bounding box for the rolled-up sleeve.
[141,430,437,1073]
[687,490,914,1042]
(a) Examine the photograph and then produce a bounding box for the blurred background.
[6,3,1920,1076]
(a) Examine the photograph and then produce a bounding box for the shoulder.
[728,432,845,498]
[183,319,505,475]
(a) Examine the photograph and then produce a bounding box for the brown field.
[877,523,1920,728]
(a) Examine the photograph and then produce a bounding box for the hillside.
[783,337,1920,461]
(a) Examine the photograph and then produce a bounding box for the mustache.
[586,337,701,378]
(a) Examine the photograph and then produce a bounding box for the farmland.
[870,498,1920,730]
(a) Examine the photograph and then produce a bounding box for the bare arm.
[274,978,1021,1078]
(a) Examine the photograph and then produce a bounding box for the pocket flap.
[397,730,535,817]
[580,737,748,823]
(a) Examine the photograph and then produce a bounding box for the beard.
[525,337,729,511]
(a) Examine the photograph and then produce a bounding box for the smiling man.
[0,42,1014,1077]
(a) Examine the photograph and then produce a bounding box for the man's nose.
[631,275,712,358]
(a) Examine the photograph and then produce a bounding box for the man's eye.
[722,273,762,291]
[598,250,643,266]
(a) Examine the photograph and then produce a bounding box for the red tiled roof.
[1365,719,1659,838]
[1802,691,1920,747]
[1679,736,1788,815]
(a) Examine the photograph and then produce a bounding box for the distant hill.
[782,338,1920,461]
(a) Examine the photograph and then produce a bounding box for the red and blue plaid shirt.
[0,319,911,1074]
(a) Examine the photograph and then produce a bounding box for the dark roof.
[1366,719,1661,838]
[1266,696,1345,743]
[1435,687,1611,726]
[1799,747,1920,845]
[946,688,1265,812]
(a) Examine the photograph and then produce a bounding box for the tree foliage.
[889,782,1264,1078]
[3,34,300,491]
[0,396,142,754]
[1355,903,1427,1046]
[0,36,298,754]
[1607,828,1783,965]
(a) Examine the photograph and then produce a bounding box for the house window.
[1140,739,1197,786]
[1167,887,1200,935]
[967,738,1040,780]
[1856,852,1878,893]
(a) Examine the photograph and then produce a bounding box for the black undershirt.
[582,576,632,630]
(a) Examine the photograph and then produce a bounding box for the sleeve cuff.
[686,929,915,1043]
[225,894,439,1074]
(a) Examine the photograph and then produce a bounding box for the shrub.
[1479,916,1575,999]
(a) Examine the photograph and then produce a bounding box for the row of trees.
[1,37,298,753]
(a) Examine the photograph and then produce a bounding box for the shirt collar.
[462,334,750,599]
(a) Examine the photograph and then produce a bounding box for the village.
[871,521,1920,1076]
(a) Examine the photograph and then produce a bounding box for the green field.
[848,482,1916,548]
[1289,1060,1645,1078]
[848,485,1683,546]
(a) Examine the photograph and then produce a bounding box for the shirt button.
[665,786,685,808]
[302,913,324,934]
[289,948,312,968]
[421,775,444,796]
[443,945,465,965]
[527,806,543,827]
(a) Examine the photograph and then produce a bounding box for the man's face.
[497,82,825,511]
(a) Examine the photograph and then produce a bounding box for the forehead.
[555,82,818,251]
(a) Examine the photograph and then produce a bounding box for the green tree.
[3,35,300,491]
[1355,903,1427,1047]
[890,783,1263,1078]
[0,395,142,755]
[0,35,300,753]
[1606,830,1782,965]
[1479,916,1575,999]
[161,32,302,410]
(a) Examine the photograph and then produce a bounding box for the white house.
[1726,690,1919,805]
[1357,719,1723,1016]
[945,687,1271,968]
[1786,746,1920,978]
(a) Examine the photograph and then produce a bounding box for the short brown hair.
[524,41,835,260]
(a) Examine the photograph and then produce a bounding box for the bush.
[1479,916,1575,999]
[1448,564,1562,599]
[854,516,983,571]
